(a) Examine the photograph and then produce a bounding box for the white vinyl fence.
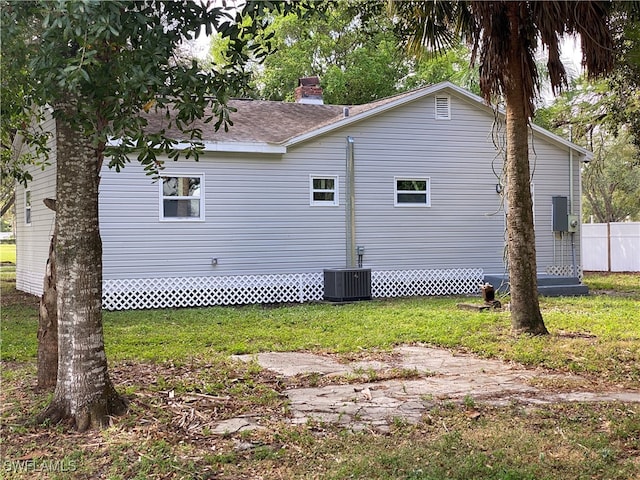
[581,222,640,272]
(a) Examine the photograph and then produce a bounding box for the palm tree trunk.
[504,3,548,335]
[37,110,126,431]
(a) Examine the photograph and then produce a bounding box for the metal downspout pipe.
[345,136,356,268]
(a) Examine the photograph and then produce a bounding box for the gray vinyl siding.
[98,90,581,281]
[345,93,506,274]
[99,147,348,279]
[15,116,57,296]
[528,132,584,272]
[17,87,582,295]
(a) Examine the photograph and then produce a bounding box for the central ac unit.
[323,268,372,302]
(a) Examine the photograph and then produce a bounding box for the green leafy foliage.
[2,0,324,176]
[535,75,640,222]
[0,2,51,193]
[608,7,640,152]
[534,9,640,222]
[245,3,404,104]
[22,1,244,172]
[234,0,477,105]
[582,130,640,222]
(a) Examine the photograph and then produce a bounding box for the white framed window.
[435,95,451,120]
[159,174,204,221]
[395,177,431,207]
[25,190,32,225]
[310,175,338,206]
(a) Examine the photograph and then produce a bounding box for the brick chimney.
[295,76,323,104]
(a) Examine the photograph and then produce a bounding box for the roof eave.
[107,138,286,154]
[200,141,286,154]
[529,124,592,160]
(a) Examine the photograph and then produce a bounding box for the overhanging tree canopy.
[229,0,479,104]
[536,76,640,223]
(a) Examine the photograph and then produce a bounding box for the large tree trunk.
[504,4,548,335]
[37,200,57,391]
[37,111,126,431]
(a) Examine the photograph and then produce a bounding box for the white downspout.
[569,127,577,276]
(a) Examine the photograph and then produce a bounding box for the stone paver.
[236,351,388,377]
[211,416,265,435]
[228,345,640,433]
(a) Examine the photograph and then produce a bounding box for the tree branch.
[0,193,15,217]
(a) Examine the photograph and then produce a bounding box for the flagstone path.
[211,345,640,434]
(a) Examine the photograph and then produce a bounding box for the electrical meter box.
[552,196,568,232]
[568,214,580,233]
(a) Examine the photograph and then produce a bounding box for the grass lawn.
[1,269,639,479]
[0,242,16,264]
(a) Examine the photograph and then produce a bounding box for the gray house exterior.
[15,82,589,309]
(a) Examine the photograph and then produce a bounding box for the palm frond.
[387,0,476,58]
[389,0,617,118]
[568,1,615,79]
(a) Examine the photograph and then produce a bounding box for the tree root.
[36,383,128,432]
[513,325,550,336]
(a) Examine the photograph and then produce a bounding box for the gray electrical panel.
[552,196,568,232]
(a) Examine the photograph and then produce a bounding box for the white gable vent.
[435,95,451,120]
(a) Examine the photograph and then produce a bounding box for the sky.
[537,35,584,105]
[559,35,584,79]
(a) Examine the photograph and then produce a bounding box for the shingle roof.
[143,100,344,144]
[142,88,425,145]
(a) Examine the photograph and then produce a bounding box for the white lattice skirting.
[545,265,583,280]
[102,268,483,311]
